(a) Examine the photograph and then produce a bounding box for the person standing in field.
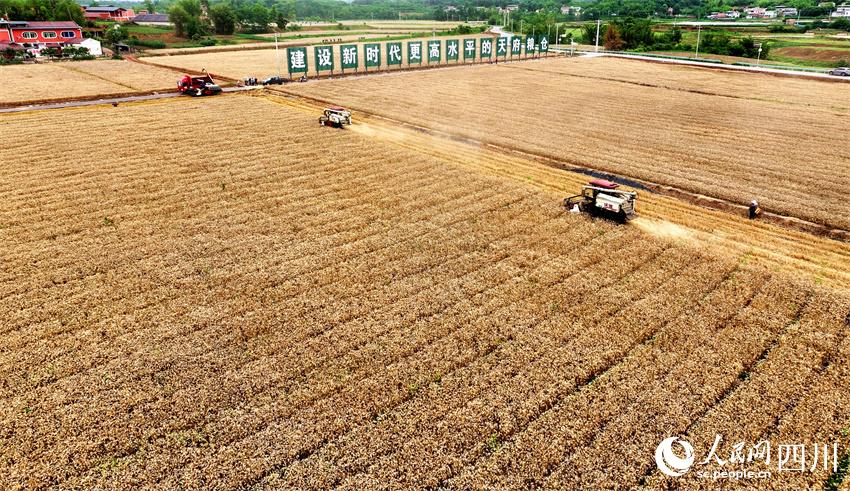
[749,200,761,219]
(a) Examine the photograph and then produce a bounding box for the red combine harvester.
[565,179,638,224]
[178,69,222,97]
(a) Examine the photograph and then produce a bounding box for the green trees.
[53,0,85,24]
[665,25,682,44]
[591,18,654,51]
[104,24,128,45]
[168,5,190,37]
[831,17,850,30]
[168,0,203,38]
[208,4,237,35]
[581,23,601,45]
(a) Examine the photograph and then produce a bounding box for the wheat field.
[1,91,849,490]
[284,56,850,231]
[56,60,179,92]
[1,60,178,106]
[0,64,135,105]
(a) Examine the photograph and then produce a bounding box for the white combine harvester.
[318,106,352,128]
[565,179,638,224]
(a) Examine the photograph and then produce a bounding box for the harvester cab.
[178,73,222,97]
[319,107,351,128]
[565,179,637,223]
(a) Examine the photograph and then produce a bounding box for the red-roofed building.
[0,20,100,57]
[2,20,83,44]
[82,6,135,21]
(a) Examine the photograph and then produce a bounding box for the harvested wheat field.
[284,56,850,231]
[1,83,849,489]
[56,60,180,93]
[1,60,180,107]
[0,63,135,105]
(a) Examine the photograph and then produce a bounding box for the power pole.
[595,19,600,52]
[275,32,281,77]
[695,25,701,58]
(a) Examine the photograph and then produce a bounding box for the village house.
[82,6,135,22]
[132,12,171,26]
[0,19,101,57]
[832,4,850,17]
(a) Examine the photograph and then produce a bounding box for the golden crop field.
[1,91,849,490]
[285,56,850,231]
[0,64,135,105]
[1,60,179,106]
[145,35,525,79]
[525,56,849,108]
[56,60,179,92]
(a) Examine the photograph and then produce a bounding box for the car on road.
[828,67,850,76]
[261,76,289,85]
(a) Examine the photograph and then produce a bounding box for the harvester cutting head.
[319,107,351,128]
[565,179,638,224]
[177,74,222,97]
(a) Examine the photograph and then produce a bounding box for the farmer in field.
[749,200,762,219]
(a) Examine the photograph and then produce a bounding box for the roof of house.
[11,21,82,29]
[132,14,169,22]
[83,6,127,12]
[0,41,26,50]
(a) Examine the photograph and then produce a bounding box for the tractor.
[319,107,351,128]
[178,70,222,97]
[565,179,638,223]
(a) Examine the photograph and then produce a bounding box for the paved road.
[0,86,258,114]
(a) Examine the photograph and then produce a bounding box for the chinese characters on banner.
[408,41,422,65]
[341,44,358,71]
[308,38,553,75]
[287,47,308,75]
[427,40,441,64]
[446,39,459,61]
[496,37,508,58]
[480,37,493,60]
[365,43,381,69]
[511,36,523,57]
[387,42,403,66]
[314,46,333,74]
[463,38,476,60]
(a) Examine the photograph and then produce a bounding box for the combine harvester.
[319,107,352,128]
[565,179,638,224]
[178,68,222,97]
